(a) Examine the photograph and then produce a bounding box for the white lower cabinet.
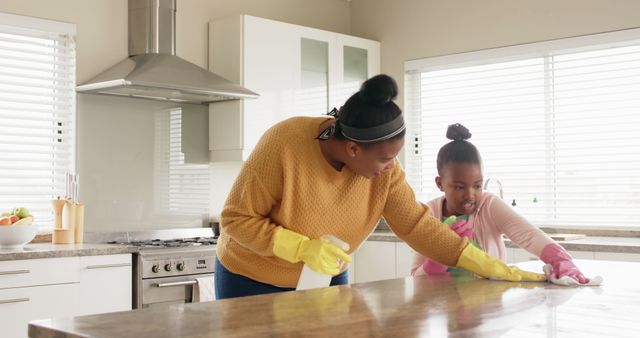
[0,283,79,338]
[347,253,355,284]
[351,241,417,284]
[354,241,396,283]
[395,242,416,278]
[354,240,638,284]
[0,254,132,338]
[79,254,132,315]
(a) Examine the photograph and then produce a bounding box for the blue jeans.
[214,259,348,299]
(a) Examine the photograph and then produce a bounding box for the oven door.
[140,273,214,308]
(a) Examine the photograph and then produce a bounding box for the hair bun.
[359,74,398,106]
[446,123,471,141]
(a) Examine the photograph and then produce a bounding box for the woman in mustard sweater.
[215,74,545,299]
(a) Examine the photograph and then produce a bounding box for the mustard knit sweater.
[218,116,468,287]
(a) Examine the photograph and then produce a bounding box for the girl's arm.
[489,195,588,283]
[487,195,554,257]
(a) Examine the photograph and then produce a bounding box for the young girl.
[411,123,589,284]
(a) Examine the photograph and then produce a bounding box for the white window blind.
[405,29,640,229]
[0,13,76,229]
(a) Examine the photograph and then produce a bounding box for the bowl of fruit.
[0,207,37,249]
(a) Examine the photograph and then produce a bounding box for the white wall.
[0,0,351,230]
[350,0,640,113]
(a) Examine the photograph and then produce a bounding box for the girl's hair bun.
[446,123,471,141]
[359,74,398,106]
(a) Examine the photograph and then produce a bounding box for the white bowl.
[0,223,38,249]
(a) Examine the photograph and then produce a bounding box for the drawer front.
[80,254,133,315]
[0,283,79,338]
[80,253,132,269]
[0,256,80,289]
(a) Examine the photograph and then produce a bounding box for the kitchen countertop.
[368,231,640,254]
[28,259,640,337]
[0,243,138,261]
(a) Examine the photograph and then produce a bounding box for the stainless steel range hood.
[76,0,258,104]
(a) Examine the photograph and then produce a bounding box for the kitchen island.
[29,259,639,337]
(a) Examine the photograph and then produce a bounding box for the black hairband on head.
[317,107,405,143]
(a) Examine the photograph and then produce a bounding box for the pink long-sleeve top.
[411,192,555,276]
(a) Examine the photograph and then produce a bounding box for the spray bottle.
[296,235,350,290]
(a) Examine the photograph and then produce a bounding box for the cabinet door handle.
[85,263,131,269]
[0,297,29,304]
[0,269,30,276]
[156,280,197,288]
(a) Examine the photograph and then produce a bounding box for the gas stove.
[107,236,218,248]
[85,228,218,308]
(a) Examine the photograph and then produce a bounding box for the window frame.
[404,28,640,232]
[0,12,76,230]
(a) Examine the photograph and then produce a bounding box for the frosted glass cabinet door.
[331,35,380,109]
[298,38,330,117]
[209,15,379,161]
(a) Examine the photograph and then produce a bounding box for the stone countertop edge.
[0,243,139,261]
[368,231,640,254]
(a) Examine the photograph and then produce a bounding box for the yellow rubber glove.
[455,244,546,282]
[273,228,352,275]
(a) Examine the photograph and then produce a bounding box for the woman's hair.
[334,74,405,144]
[436,123,482,175]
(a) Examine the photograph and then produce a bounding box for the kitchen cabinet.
[0,254,132,337]
[347,253,355,284]
[355,238,640,284]
[79,254,132,315]
[208,15,380,161]
[352,241,416,283]
[0,283,79,338]
[354,241,396,283]
[0,257,79,338]
[395,242,416,278]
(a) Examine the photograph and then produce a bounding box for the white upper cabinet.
[208,15,380,161]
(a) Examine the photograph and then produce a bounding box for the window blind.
[0,13,76,228]
[405,29,640,229]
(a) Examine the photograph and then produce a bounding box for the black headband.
[339,114,406,143]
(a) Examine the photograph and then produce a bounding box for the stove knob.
[176,263,185,271]
[152,264,159,273]
[164,264,173,272]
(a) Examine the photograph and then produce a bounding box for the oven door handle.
[155,280,198,288]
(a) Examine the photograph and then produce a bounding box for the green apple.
[12,207,30,219]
